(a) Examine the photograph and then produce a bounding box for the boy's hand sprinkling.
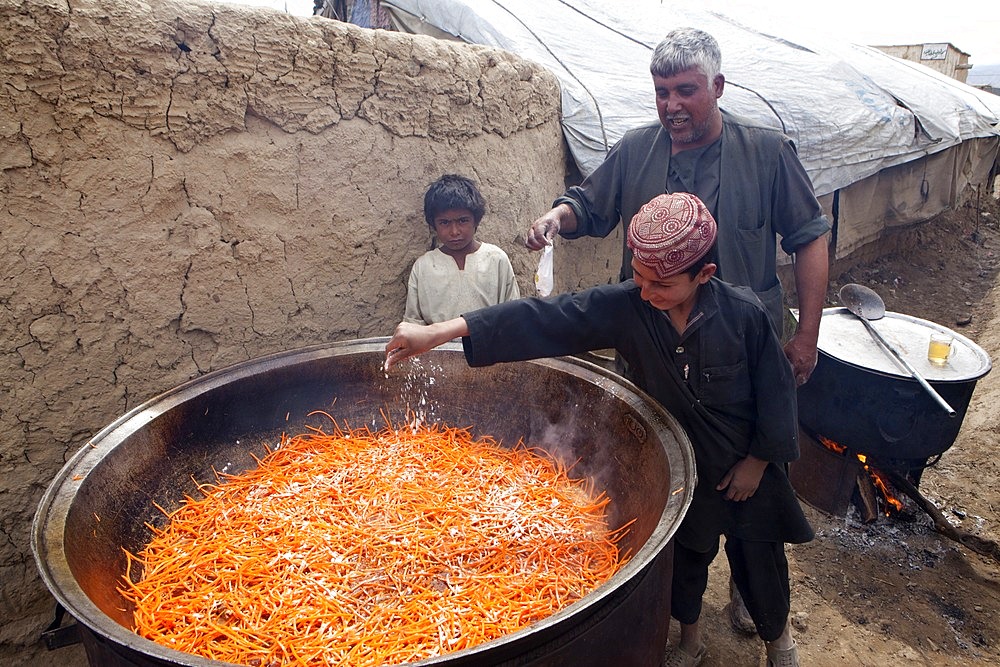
[384,318,471,371]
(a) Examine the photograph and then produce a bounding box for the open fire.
[789,428,910,521]
[815,435,904,516]
[857,455,904,514]
[791,424,1000,561]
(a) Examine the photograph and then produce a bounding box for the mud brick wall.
[0,1,621,663]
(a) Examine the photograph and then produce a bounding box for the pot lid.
[810,307,992,381]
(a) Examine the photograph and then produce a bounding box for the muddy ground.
[684,191,1000,666]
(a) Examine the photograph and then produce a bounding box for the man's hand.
[716,455,768,502]
[788,235,828,385]
[525,203,577,250]
[783,331,819,387]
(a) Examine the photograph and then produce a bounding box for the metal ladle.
[838,283,956,417]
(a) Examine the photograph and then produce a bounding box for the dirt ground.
[681,190,1000,666]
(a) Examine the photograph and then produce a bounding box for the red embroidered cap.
[626,192,717,278]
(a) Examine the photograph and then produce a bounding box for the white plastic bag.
[534,243,554,297]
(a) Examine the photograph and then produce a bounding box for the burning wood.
[795,427,1000,562]
[857,454,905,514]
[814,436,904,518]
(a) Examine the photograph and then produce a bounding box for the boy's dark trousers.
[670,536,790,641]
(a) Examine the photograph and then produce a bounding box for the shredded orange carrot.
[119,417,631,666]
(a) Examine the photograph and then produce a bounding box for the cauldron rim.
[33,338,696,666]
[813,307,991,382]
[816,348,987,384]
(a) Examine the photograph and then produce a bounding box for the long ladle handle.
[855,317,956,417]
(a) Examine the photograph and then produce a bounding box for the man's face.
[653,67,724,150]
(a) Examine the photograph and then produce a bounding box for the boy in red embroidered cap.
[384,192,813,667]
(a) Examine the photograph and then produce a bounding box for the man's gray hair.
[650,27,722,81]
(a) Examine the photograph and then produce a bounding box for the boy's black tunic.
[461,277,813,551]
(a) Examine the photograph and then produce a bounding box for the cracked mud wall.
[0,1,608,663]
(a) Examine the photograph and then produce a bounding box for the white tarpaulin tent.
[382,0,1000,256]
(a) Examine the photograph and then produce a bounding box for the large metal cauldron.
[797,308,991,464]
[33,339,695,667]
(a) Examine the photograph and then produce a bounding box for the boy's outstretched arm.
[716,455,769,502]
[384,317,470,370]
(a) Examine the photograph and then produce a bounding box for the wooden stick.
[885,469,1000,563]
[855,471,880,523]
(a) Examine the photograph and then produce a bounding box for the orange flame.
[817,437,903,515]
[868,467,904,513]
[818,435,846,454]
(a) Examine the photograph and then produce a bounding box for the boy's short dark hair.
[423,174,486,227]
[684,242,717,277]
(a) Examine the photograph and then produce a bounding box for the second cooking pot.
[797,307,991,463]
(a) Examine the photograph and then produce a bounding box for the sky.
[212,0,1000,67]
[699,0,1000,67]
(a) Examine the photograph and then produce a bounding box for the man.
[524,27,830,640]
[525,27,830,387]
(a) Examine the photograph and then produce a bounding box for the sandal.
[766,641,800,667]
[662,642,706,667]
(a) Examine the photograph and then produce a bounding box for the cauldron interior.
[34,339,695,666]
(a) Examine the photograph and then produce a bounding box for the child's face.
[631,258,715,312]
[432,208,478,254]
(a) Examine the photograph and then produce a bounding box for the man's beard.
[666,116,711,146]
